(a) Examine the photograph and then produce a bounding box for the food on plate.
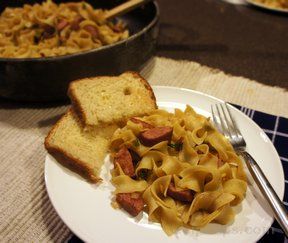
[45,72,157,182]
[45,71,248,236]
[45,109,117,182]
[110,106,247,235]
[167,183,194,203]
[114,147,135,177]
[138,126,173,146]
[68,72,157,127]
[116,193,145,217]
[0,0,129,58]
[251,0,288,9]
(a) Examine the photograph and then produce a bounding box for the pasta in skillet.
[0,0,128,58]
[110,106,247,236]
[252,0,288,9]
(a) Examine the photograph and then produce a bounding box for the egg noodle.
[252,0,288,9]
[110,106,247,236]
[0,0,128,58]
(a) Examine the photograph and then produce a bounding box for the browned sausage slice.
[167,183,194,203]
[111,22,124,33]
[116,193,144,217]
[138,126,173,147]
[70,15,84,30]
[114,147,134,177]
[83,25,99,39]
[56,19,69,31]
[130,117,154,129]
[42,24,55,39]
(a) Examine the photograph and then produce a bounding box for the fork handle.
[241,151,288,237]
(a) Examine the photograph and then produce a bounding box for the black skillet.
[0,0,159,101]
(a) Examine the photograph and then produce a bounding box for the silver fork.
[211,102,288,237]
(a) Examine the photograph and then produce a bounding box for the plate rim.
[45,85,285,242]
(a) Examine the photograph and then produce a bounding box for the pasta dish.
[110,106,247,236]
[251,0,288,9]
[0,0,129,58]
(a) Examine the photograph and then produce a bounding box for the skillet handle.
[104,0,152,20]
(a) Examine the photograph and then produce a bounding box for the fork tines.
[211,102,244,146]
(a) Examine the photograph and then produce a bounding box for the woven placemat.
[141,57,288,118]
[0,57,287,242]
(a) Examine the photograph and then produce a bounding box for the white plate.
[246,0,288,13]
[45,86,285,243]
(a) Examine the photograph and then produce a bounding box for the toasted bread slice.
[44,109,117,182]
[68,71,157,127]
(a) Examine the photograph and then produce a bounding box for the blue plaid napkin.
[69,105,288,243]
[234,105,288,242]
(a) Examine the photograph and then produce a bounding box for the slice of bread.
[68,71,157,127]
[45,109,117,182]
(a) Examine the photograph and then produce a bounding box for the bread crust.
[68,80,90,126]
[47,73,157,183]
[44,109,101,183]
[67,72,158,126]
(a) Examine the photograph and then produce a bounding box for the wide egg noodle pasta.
[143,175,183,235]
[191,126,207,145]
[135,151,190,179]
[112,163,148,194]
[110,105,247,236]
[252,0,288,9]
[178,165,222,192]
[178,134,199,165]
[0,0,129,58]
[143,109,174,127]
[183,191,236,228]
[223,178,247,206]
[198,152,218,168]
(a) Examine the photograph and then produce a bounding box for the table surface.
[156,0,288,89]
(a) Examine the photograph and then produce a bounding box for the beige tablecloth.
[1,57,287,242]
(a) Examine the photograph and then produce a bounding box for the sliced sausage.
[167,183,194,203]
[138,126,173,147]
[111,23,124,33]
[56,19,69,31]
[130,117,154,129]
[42,24,55,39]
[83,25,99,39]
[116,193,144,217]
[114,147,134,177]
[70,15,84,30]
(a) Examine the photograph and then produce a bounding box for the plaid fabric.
[234,105,288,242]
[69,105,288,243]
